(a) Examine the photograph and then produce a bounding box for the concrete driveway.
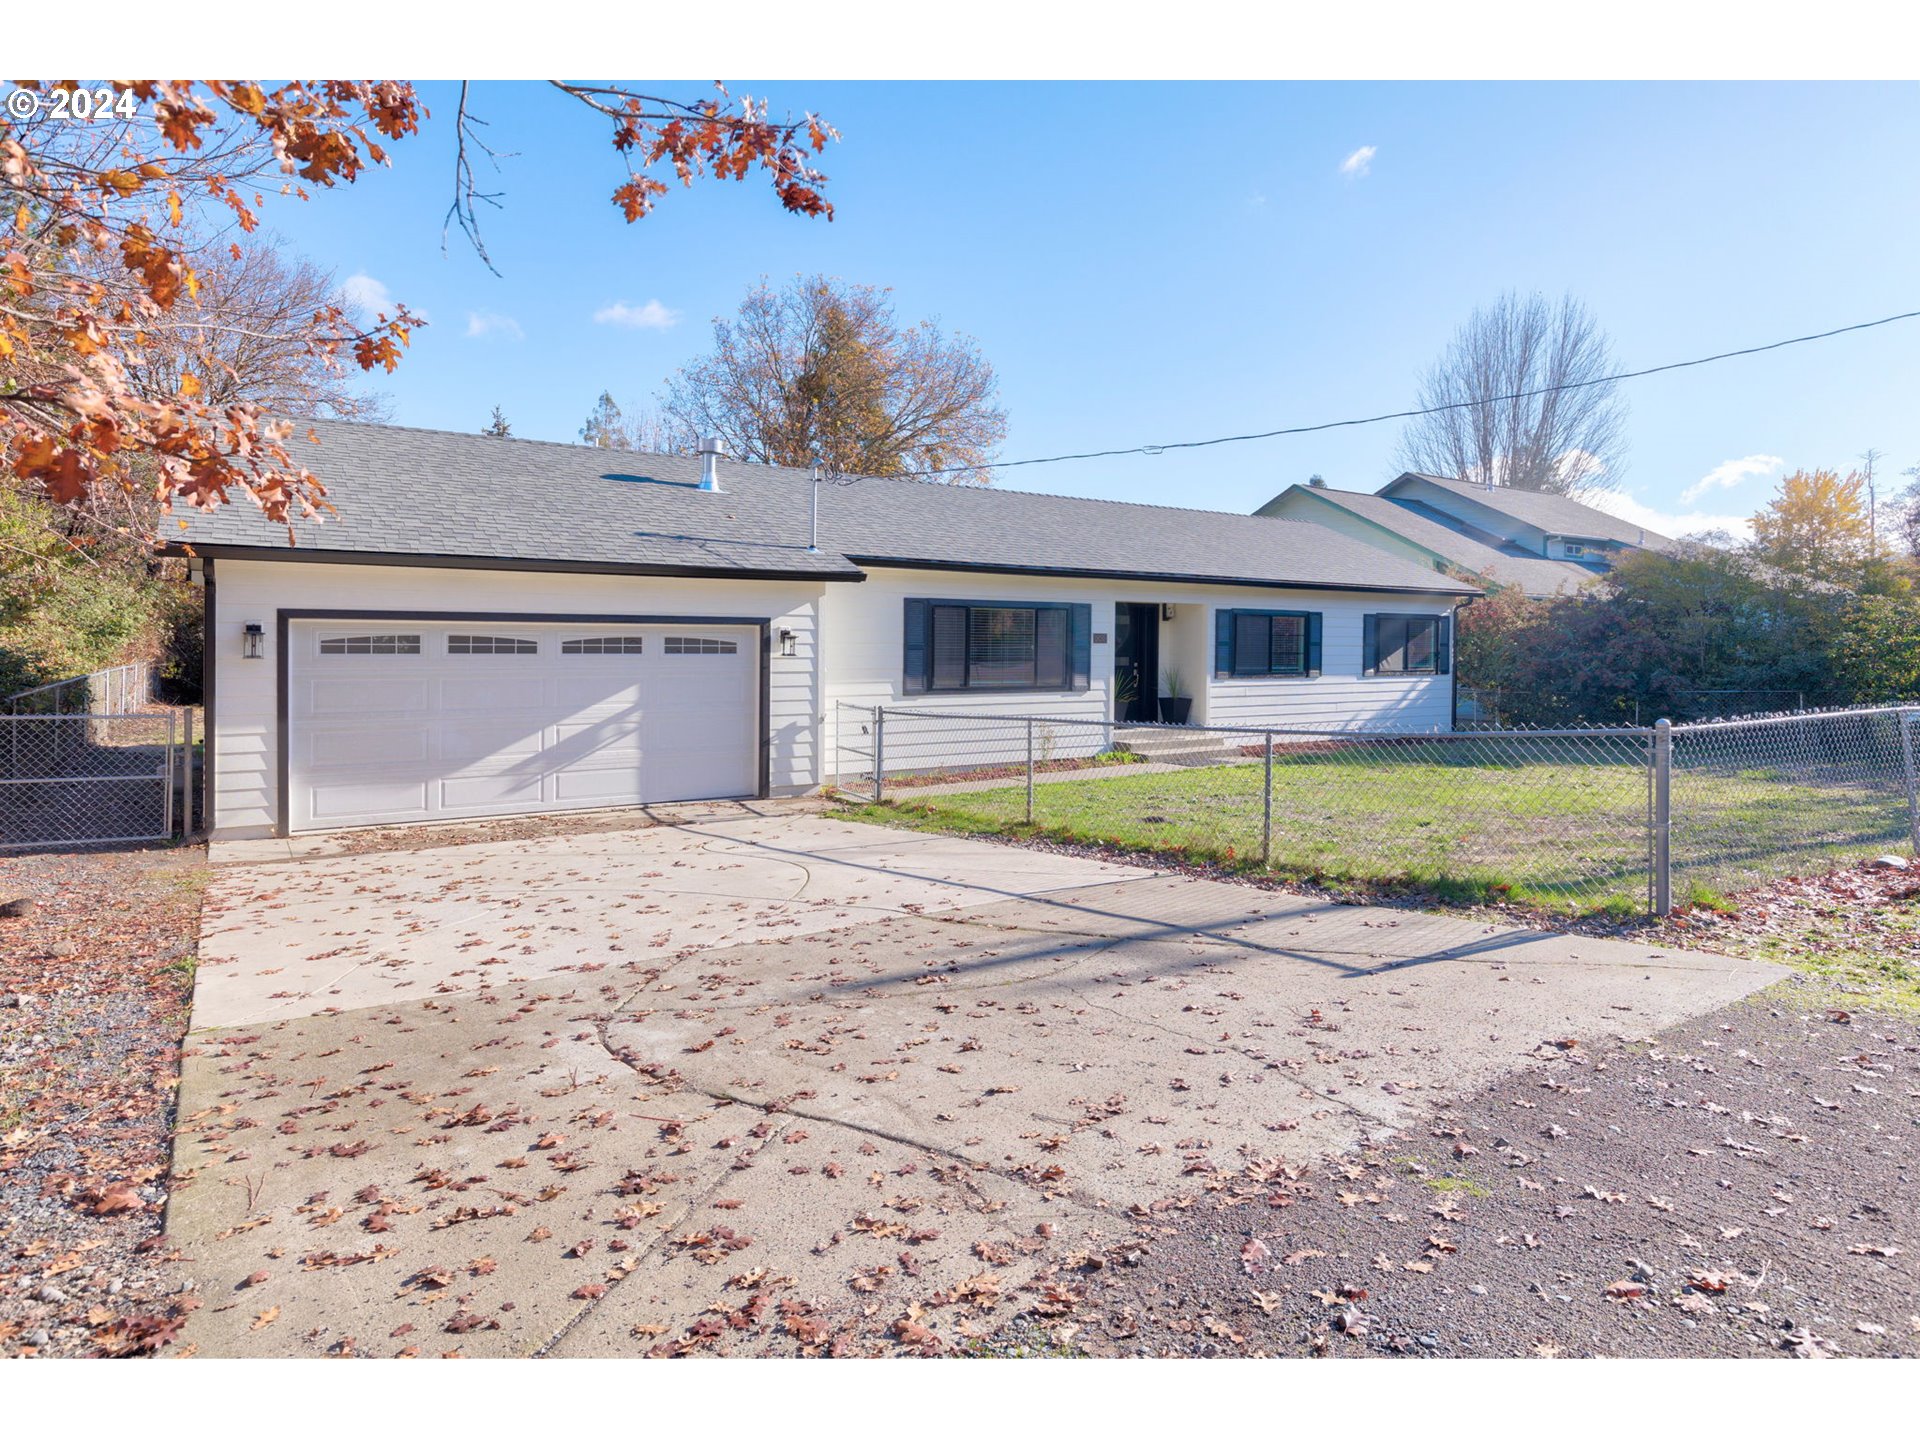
[169,804,1781,1356]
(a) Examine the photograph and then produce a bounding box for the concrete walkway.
[168,808,1781,1357]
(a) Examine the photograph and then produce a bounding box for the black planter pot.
[1158,696,1192,725]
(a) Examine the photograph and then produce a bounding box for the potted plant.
[1158,665,1192,725]
[1113,667,1139,722]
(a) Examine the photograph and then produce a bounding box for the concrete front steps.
[1111,724,1256,767]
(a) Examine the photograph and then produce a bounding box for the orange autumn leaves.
[2,79,835,539]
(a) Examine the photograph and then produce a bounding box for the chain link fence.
[0,713,178,851]
[831,702,1918,916]
[1668,707,1915,902]
[4,660,154,716]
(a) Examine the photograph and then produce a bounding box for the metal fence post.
[1899,707,1920,855]
[1651,717,1673,916]
[1025,717,1036,825]
[183,707,195,839]
[871,705,886,804]
[162,710,175,842]
[1261,731,1274,866]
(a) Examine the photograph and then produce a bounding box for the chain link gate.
[0,712,177,851]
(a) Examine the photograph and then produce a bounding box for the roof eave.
[846,554,1477,597]
[166,541,867,584]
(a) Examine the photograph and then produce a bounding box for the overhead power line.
[891,304,1920,481]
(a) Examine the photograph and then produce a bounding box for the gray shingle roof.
[176,421,1476,596]
[1272,485,1604,597]
[1385,473,1672,549]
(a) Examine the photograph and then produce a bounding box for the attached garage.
[281,614,765,833]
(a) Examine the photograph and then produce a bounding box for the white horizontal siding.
[1205,599,1457,734]
[821,568,1462,778]
[821,571,1116,782]
[209,560,826,837]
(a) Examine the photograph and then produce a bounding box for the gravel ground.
[1042,980,1917,1358]
[1,844,204,1357]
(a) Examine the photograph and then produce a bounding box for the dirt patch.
[1049,981,1917,1358]
[0,844,205,1357]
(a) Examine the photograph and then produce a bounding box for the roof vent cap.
[697,435,727,492]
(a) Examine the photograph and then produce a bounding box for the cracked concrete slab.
[170,814,1784,1356]
[597,881,1781,1209]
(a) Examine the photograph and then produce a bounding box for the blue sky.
[269,80,1920,537]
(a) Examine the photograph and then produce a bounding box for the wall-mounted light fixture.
[778,628,796,657]
[1160,604,1176,622]
[243,622,264,659]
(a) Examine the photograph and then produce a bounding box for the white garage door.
[286,619,759,832]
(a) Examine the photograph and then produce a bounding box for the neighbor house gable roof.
[1261,484,1603,598]
[174,421,1477,597]
[1379,472,1671,550]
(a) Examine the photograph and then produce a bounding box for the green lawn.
[851,743,1909,915]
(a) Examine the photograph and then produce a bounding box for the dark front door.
[1114,603,1159,723]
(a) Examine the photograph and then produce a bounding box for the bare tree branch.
[1397,291,1626,494]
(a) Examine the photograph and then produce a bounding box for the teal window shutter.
[1069,604,1091,691]
[903,599,929,693]
[1435,613,1452,675]
[1306,612,1323,677]
[1362,614,1378,675]
[1214,609,1232,678]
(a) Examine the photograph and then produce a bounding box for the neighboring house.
[1258,472,1672,599]
[175,421,1475,840]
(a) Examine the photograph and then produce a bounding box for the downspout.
[1450,592,1476,732]
[202,556,217,835]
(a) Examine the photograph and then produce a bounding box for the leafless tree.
[659,275,1007,481]
[1396,291,1625,495]
[112,239,392,422]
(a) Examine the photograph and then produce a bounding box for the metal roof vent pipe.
[697,435,727,492]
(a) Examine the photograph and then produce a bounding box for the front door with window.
[1114,603,1159,723]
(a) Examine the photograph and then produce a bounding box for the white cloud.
[593,299,681,331]
[1586,488,1754,543]
[340,272,392,314]
[465,311,524,341]
[1339,145,1376,178]
[1680,453,1784,505]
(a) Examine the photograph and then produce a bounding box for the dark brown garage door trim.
[275,609,773,837]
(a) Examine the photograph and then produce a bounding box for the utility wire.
[889,305,1920,482]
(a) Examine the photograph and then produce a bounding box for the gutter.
[163,542,867,585]
[844,554,1479,598]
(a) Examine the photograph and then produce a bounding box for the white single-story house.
[176,421,1477,840]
